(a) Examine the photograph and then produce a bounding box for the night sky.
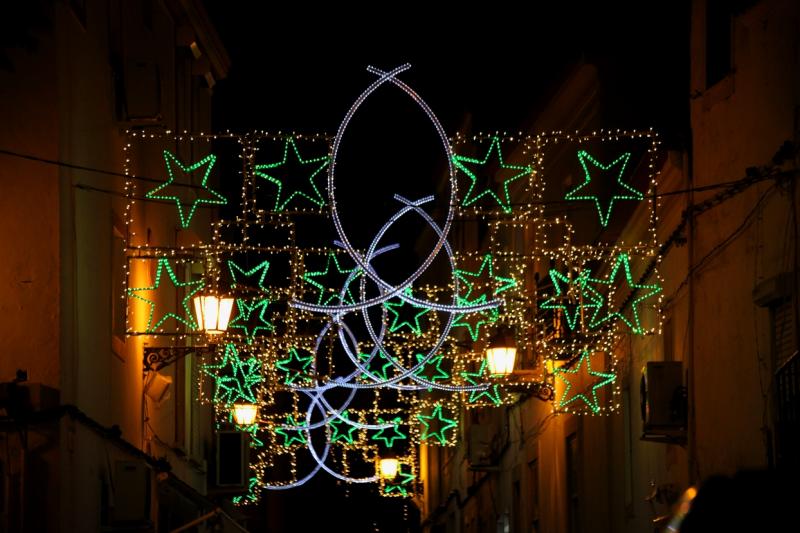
[207,3,689,140]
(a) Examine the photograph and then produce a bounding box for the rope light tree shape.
[122,64,664,505]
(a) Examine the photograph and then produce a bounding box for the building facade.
[0,1,233,531]
[419,0,799,531]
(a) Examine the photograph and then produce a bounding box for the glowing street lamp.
[192,294,234,335]
[232,403,259,426]
[379,457,399,480]
[485,326,517,376]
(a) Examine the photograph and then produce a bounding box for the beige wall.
[0,8,60,390]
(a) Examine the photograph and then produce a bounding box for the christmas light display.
[553,348,616,413]
[564,150,642,227]
[122,65,664,503]
[146,151,226,229]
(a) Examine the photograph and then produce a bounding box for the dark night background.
[202,3,690,530]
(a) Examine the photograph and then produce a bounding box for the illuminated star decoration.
[461,360,502,405]
[227,298,274,341]
[329,410,359,444]
[453,136,532,213]
[539,269,604,331]
[127,258,204,333]
[383,465,416,497]
[384,287,430,336]
[358,351,395,382]
[564,150,642,227]
[203,344,263,406]
[253,137,330,211]
[371,417,407,448]
[274,415,307,447]
[303,252,362,305]
[232,477,261,505]
[586,253,662,334]
[554,349,616,413]
[228,259,271,291]
[275,347,314,385]
[413,353,450,385]
[416,404,458,445]
[146,150,226,229]
[452,254,517,341]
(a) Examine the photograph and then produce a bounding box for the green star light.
[303,252,361,305]
[228,259,271,291]
[564,150,643,227]
[461,360,501,405]
[384,287,430,336]
[554,349,616,413]
[453,136,532,213]
[417,404,458,445]
[275,347,314,385]
[127,258,204,333]
[274,415,307,447]
[253,137,330,211]
[358,351,395,381]
[383,467,415,497]
[329,410,359,444]
[452,254,516,341]
[539,269,604,331]
[413,353,450,385]
[371,417,407,448]
[227,297,275,341]
[203,344,263,406]
[586,253,662,334]
[146,151,226,229]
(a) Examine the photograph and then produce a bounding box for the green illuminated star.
[274,415,307,447]
[417,404,458,445]
[127,258,204,333]
[586,253,662,334]
[371,417,407,448]
[539,269,604,331]
[203,344,263,406]
[384,287,430,336]
[146,151,226,229]
[232,477,260,505]
[453,136,532,213]
[303,252,361,305]
[452,254,515,340]
[228,259,271,291]
[554,349,616,413]
[275,347,314,385]
[413,353,450,385]
[461,360,501,405]
[383,467,415,497]
[227,298,274,341]
[564,150,642,227]
[329,410,359,444]
[358,351,395,381]
[253,137,330,211]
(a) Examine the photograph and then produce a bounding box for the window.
[566,432,580,533]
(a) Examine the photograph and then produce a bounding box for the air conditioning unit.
[640,361,686,442]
